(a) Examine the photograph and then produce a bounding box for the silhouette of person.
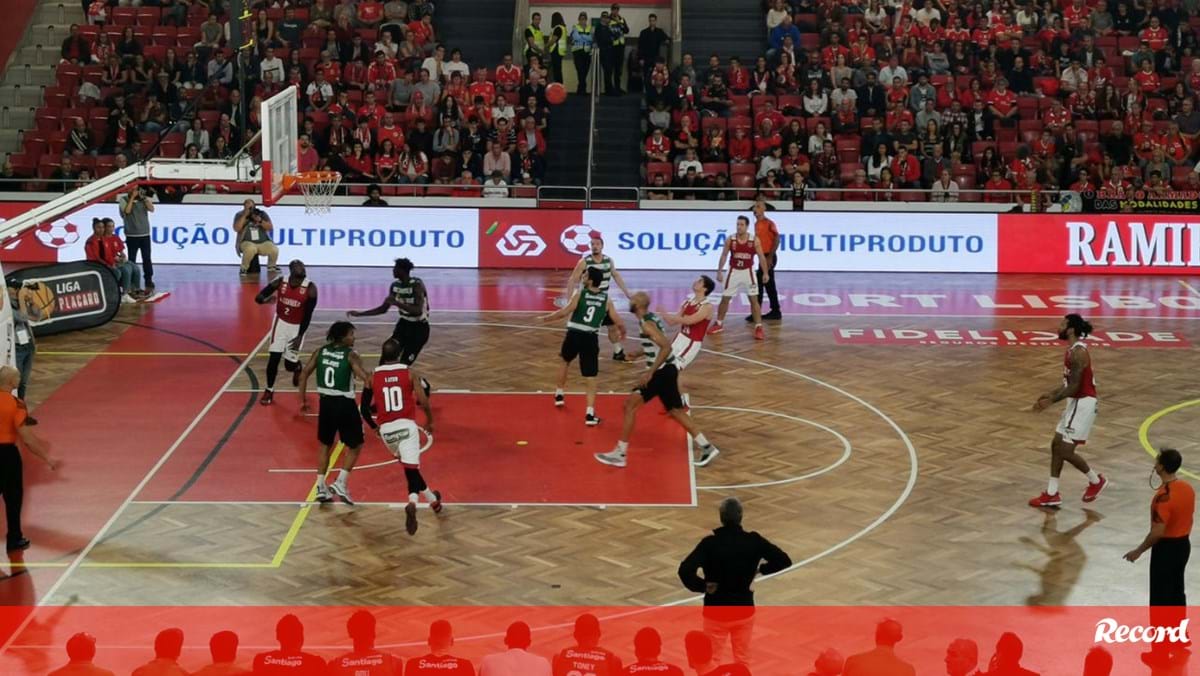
[47,633,115,676]
[842,619,916,676]
[945,638,980,676]
[808,648,844,676]
[405,620,475,676]
[479,621,551,676]
[252,614,326,675]
[553,614,622,676]
[622,627,684,676]
[981,632,1039,676]
[192,631,249,676]
[327,610,402,675]
[683,631,751,676]
[131,628,188,676]
[1081,646,1112,676]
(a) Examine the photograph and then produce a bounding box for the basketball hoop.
[281,171,341,214]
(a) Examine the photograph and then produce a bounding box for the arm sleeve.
[360,386,377,429]
[254,280,278,304]
[297,295,317,336]
[677,539,709,593]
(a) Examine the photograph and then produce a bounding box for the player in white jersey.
[566,233,633,360]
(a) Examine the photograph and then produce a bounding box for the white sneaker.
[329,482,355,505]
[594,449,627,467]
[315,486,333,503]
[121,294,137,304]
[694,446,720,467]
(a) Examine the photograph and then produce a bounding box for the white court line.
[226,388,625,395]
[307,311,1200,321]
[1178,279,1200,297]
[128,499,691,509]
[315,308,546,314]
[691,405,852,490]
[0,331,271,655]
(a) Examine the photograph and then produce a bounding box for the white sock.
[755,323,763,329]
[616,440,628,453]
[408,492,419,504]
[695,433,710,447]
[336,469,350,487]
[587,406,595,416]
[422,489,438,502]
[613,344,624,354]
[265,387,273,392]
[1086,470,1100,484]
[555,388,564,397]
[715,319,723,326]
[1048,477,1059,495]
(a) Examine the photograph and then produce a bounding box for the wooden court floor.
[8,267,1200,608]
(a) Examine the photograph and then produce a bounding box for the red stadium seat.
[111,7,136,25]
[645,162,672,182]
[701,117,726,132]
[702,162,729,177]
[135,8,161,25]
[751,95,776,113]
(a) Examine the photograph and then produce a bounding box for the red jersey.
[405,654,475,676]
[326,650,402,676]
[553,646,623,676]
[728,235,757,270]
[252,650,325,675]
[624,661,686,676]
[276,278,311,325]
[371,363,416,425]
[679,298,710,341]
[1064,342,1097,399]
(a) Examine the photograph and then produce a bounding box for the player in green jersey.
[565,233,632,361]
[348,258,431,366]
[540,267,623,426]
[297,321,373,504]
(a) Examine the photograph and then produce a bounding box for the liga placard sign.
[5,260,120,336]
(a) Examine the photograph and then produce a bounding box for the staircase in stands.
[0,2,76,161]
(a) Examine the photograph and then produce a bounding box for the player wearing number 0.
[566,233,633,361]
[1029,313,1108,508]
[361,338,440,536]
[348,258,430,366]
[298,321,371,505]
[708,216,767,341]
[540,267,624,427]
[255,260,318,406]
[552,614,623,676]
[595,292,720,468]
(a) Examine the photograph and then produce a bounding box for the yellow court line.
[1137,399,1200,481]
[270,442,344,568]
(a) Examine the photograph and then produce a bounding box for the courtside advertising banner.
[6,260,120,336]
[997,213,1200,274]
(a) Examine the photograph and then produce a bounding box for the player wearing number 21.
[297,321,372,505]
[540,267,624,427]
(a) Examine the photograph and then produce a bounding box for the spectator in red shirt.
[495,53,522,93]
[821,34,850,71]
[1133,60,1162,95]
[645,127,670,162]
[343,57,368,91]
[1062,0,1091,32]
[356,1,384,28]
[85,219,115,266]
[729,127,752,163]
[726,57,750,94]
[343,141,376,181]
[1043,98,1072,133]
[890,146,921,187]
[753,119,783,158]
[468,68,496,107]
[48,633,115,676]
[986,79,1018,127]
[367,51,397,90]
[1069,168,1093,192]
[753,101,785,133]
[983,169,1013,202]
[408,14,435,52]
[1134,119,1159,161]
[843,168,873,200]
[1140,17,1169,51]
[297,133,320,172]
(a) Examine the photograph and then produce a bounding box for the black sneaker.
[430,490,443,514]
[744,314,756,323]
[260,390,274,406]
[585,413,601,426]
[6,538,29,552]
[554,393,565,407]
[405,502,419,535]
[612,351,626,361]
[25,416,38,426]
[762,310,783,320]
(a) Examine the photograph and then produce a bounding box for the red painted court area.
[142,392,693,506]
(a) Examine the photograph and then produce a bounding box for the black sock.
[265,352,282,390]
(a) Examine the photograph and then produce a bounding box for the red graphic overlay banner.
[0,605,1190,675]
[834,328,1192,347]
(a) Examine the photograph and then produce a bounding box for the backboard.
[261,87,299,206]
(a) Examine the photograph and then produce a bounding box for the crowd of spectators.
[12,0,558,198]
[642,0,1200,203]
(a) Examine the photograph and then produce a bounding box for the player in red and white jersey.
[622,628,685,676]
[1029,313,1108,508]
[658,275,716,408]
[405,621,476,676]
[361,338,438,535]
[708,216,767,340]
[255,259,318,406]
[327,610,403,676]
[552,614,623,676]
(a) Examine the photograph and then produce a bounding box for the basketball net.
[282,172,341,214]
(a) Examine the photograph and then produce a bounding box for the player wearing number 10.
[540,267,624,427]
[298,321,372,505]
[361,338,440,536]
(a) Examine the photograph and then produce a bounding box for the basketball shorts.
[721,267,758,298]
[1056,396,1097,445]
[560,329,600,377]
[638,363,684,411]
[269,317,303,363]
[380,418,423,466]
[391,320,430,365]
[671,333,703,371]
[317,395,364,448]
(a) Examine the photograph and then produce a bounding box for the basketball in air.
[546,82,567,105]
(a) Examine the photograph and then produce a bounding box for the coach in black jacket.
[678,497,792,666]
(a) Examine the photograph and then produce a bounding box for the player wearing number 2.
[298,321,371,505]
[540,268,624,427]
[708,216,767,341]
[255,259,318,406]
[361,338,440,536]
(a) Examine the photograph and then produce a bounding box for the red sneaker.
[753,325,765,340]
[1029,492,1062,508]
[707,323,724,335]
[259,390,273,406]
[430,490,443,514]
[1082,474,1108,502]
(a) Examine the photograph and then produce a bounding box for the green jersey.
[639,312,675,370]
[567,288,609,333]
[390,277,429,322]
[582,254,613,293]
[316,344,357,398]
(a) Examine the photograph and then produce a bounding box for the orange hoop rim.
[281,171,342,191]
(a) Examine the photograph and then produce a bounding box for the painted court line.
[129,499,688,509]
